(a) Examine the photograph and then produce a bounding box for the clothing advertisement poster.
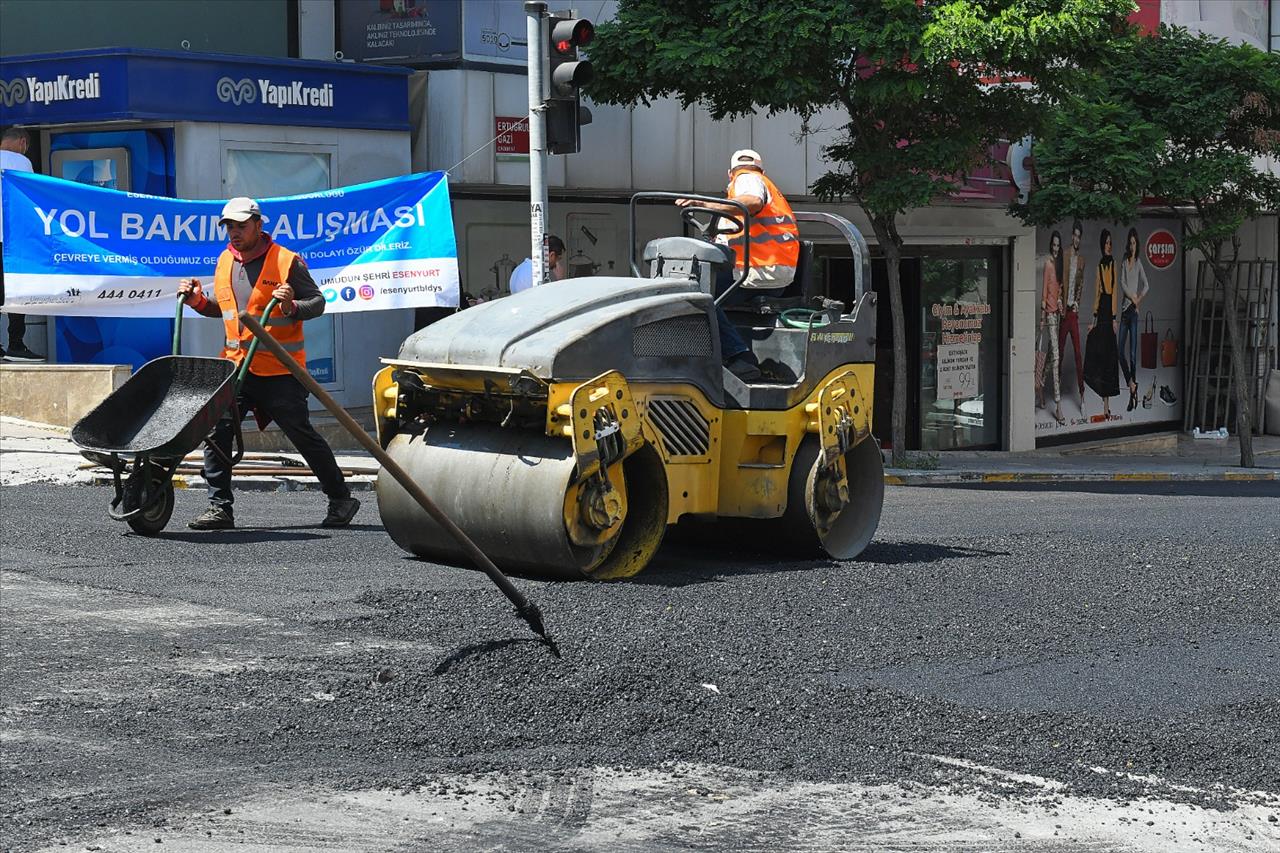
[1034,218,1183,436]
[0,170,460,316]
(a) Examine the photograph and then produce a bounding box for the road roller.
[372,193,883,580]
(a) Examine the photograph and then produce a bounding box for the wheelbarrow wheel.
[126,467,175,537]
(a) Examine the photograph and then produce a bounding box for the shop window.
[223,148,339,388]
[919,254,1002,450]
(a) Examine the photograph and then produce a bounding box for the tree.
[1021,26,1280,466]
[588,0,1135,464]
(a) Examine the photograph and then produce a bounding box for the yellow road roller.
[372,193,883,580]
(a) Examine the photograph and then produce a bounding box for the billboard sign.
[336,0,462,64]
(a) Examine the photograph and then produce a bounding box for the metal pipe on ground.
[237,310,559,656]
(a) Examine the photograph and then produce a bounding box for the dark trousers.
[204,372,349,510]
[712,269,786,360]
[0,242,28,348]
[1058,308,1084,394]
[1117,304,1139,387]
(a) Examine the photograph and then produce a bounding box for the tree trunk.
[870,216,909,465]
[1206,246,1255,468]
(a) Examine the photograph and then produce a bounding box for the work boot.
[3,343,45,362]
[725,352,762,383]
[322,496,360,528]
[188,505,234,530]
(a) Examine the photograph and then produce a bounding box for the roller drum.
[378,425,606,579]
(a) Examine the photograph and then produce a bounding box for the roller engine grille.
[646,397,711,457]
[633,315,714,358]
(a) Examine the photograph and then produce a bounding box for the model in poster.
[1059,219,1087,406]
[1117,227,1150,411]
[1084,228,1121,417]
[1038,231,1066,425]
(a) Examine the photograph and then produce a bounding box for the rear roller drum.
[782,435,883,559]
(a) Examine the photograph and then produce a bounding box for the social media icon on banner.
[323,288,338,303]
[341,286,357,302]
[358,284,376,300]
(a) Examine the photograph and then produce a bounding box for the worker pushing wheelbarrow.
[72,197,360,535]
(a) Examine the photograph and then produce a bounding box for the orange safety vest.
[723,167,800,270]
[213,243,306,377]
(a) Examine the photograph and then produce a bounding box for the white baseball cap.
[730,148,763,168]
[220,197,261,223]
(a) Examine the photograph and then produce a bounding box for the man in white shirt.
[0,126,44,362]
[508,234,566,296]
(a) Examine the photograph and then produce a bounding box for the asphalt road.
[2,481,1278,852]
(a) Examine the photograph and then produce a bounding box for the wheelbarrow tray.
[72,356,237,458]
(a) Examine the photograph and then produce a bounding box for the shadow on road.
[856,541,1009,565]
[433,638,543,675]
[152,528,333,544]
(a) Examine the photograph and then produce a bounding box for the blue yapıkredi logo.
[340,286,357,302]
[322,288,338,303]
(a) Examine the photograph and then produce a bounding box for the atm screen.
[50,147,131,190]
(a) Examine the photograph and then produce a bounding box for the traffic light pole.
[524,0,549,288]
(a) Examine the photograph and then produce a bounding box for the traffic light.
[545,14,593,155]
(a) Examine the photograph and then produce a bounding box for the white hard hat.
[220,197,262,223]
[730,148,763,169]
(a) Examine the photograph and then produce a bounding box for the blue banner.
[0,170,459,316]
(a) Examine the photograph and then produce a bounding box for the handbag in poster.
[1161,329,1178,367]
[1140,311,1158,369]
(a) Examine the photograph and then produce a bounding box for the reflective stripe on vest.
[723,168,801,270]
[212,243,307,377]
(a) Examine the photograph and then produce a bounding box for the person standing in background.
[508,235,566,296]
[1117,227,1150,412]
[0,126,45,362]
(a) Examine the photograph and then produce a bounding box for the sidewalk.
[4,416,1277,492]
[884,432,1280,486]
[0,417,379,492]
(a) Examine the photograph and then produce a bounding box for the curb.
[884,470,1280,486]
[89,472,378,493]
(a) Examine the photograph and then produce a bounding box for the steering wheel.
[679,205,744,241]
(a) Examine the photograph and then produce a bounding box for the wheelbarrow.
[71,295,280,535]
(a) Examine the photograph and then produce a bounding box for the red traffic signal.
[551,18,594,54]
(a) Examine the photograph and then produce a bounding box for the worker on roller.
[177,197,360,531]
[677,149,800,382]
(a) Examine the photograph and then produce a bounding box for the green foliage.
[1021,26,1280,255]
[590,0,1136,225]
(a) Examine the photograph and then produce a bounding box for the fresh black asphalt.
[2,481,1277,850]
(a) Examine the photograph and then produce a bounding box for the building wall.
[0,0,290,58]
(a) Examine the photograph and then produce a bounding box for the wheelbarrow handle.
[172,291,188,356]
[234,297,282,392]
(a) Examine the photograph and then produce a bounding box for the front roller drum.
[377,424,667,580]
[783,435,884,559]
